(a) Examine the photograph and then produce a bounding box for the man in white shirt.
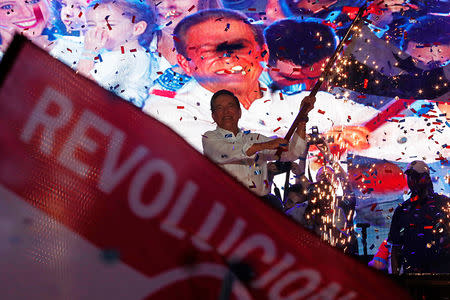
[202,89,312,200]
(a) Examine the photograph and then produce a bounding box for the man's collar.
[215,126,251,138]
[216,126,240,137]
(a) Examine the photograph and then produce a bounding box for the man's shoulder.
[432,193,450,206]
[393,198,414,212]
[202,129,220,138]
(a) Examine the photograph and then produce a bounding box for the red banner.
[0,37,410,299]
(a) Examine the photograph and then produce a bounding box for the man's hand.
[325,126,370,151]
[246,138,288,156]
[265,138,289,150]
[84,28,108,52]
[295,95,316,138]
[299,95,316,119]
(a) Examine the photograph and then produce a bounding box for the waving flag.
[0,36,412,300]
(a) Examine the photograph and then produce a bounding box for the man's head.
[173,9,267,94]
[264,19,337,88]
[404,160,433,195]
[285,183,307,210]
[401,16,450,68]
[211,89,241,133]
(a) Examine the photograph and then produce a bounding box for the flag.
[0,36,411,300]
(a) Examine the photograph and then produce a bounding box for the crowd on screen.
[0,0,449,274]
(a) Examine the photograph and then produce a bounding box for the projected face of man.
[0,0,50,45]
[268,57,326,89]
[178,18,266,103]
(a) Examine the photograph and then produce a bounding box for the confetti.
[188,5,196,12]
[132,16,135,23]
[177,106,184,109]
[318,109,326,114]
[273,127,281,132]
[121,46,124,54]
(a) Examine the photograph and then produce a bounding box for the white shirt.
[143,79,449,162]
[49,35,84,69]
[90,48,154,108]
[149,35,172,75]
[202,127,307,196]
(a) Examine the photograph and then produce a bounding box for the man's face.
[285,191,306,210]
[0,0,50,42]
[211,94,241,131]
[268,58,326,88]
[179,18,266,93]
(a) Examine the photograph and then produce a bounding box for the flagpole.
[275,2,368,159]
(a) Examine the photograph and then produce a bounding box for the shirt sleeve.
[255,132,307,162]
[91,52,152,107]
[373,240,391,265]
[388,204,404,246]
[202,132,270,164]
